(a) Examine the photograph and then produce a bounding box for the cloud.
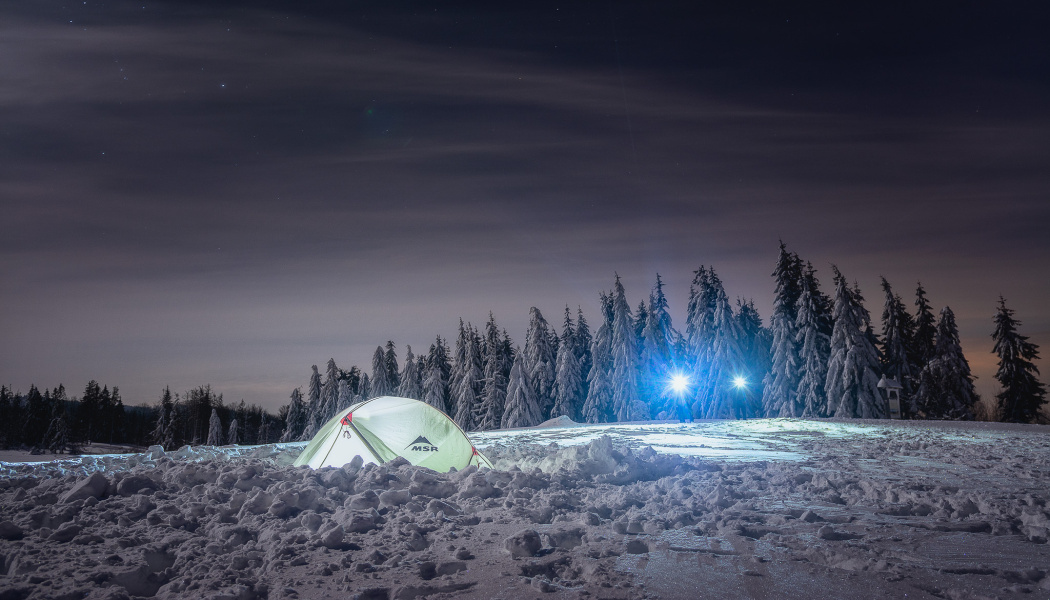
[1,2,1047,409]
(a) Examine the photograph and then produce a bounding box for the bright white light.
[732,376,748,389]
[669,373,691,394]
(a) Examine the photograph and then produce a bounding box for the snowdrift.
[1,418,1049,599]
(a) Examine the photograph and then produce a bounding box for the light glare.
[732,376,748,389]
[669,373,691,393]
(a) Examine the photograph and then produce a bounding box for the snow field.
[1,418,1049,599]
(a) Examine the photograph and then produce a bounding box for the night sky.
[3,1,1048,412]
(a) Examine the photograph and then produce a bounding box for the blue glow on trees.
[668,373,691,394]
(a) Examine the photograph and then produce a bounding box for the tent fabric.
[293,396,493,472]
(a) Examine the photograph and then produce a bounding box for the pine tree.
[762,243,803,417]
[44,386,74,454]
[523,307,557,419]
[795,265,831,417]
[342,366,362,397]
[337,379,353,411]
[476,318,508,430]
[879,278,918,417]
[423,339,451,413]
[317,358,340,426]
[551,307,584,420]
[913,283,937,369]
[639,275,676,417]
[370,346,394,397]
[398,345,422,399]
[500,329,515,382]
[825,267,886,418]
[610,275,648,422]
[501,352,542,428]
[24,385,51,449]
[227,419,239,445]
[281,388,306,442]
[992,297,1047,423]
[152,386,174,447]
[207,409,223,446]
[634,301,649,345]
[77,380,103,444]
[384,341,400,392]
[737,298,772,403]
[0,386,14,447]
[166,395,184,449]
[685,267,717,418]
[451,323,483,430]
[575,307,593,400]
[916,306,979,419]
[448,322,469,412]
[582,292,615,424]
[256,416,269,445]
[101,386,125,444]
[298,365,322,440]
[699,270,750,419]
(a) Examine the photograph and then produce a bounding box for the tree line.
[0,382,283,454]
[281,243,1047,441]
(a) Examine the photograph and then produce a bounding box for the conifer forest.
[4,244,1045,454]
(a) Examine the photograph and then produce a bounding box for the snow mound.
[534,415,581,429]
[2,419,1049,599]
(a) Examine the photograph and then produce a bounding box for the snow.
[2,418,1050,599]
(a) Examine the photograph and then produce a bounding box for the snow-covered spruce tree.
[358,373,371,401]
[575,307,593,400]
[582,292,615,423]
[992,298,1047,423]
[551,307,584,421]
[794,265,832,417]
[315,358,339,428]
[165,395,183,449]
[916,306,979,420]
[451,323,484,430]
[913,283,937,371]
[559,306,576,358]
[634,301,649,346]
[44,395,73,454]
[337,379,352,412]
[685,266,717,418]
[226,419,239,446]
[737,299,772,403]
[610,275,648,422]
[762,243,803,417]
[422,339,451,413]
[298,365,323,440]
[398,345,422,400]
[207,409,223,446]
[500,329,516,381]
[77,380,104,445]
[476,315,509,430]
[152,386,174,447]
[501,351,543,428]
[523,307,557,419]
[256,416,269,445]
[280,388,305,442]
[448,322,468,410]
[640,275,676,418]
[700,270,750,419]
[369,346,392,398]
[824,267,886,418]
[384,341,400,392]
[879,277,918,417]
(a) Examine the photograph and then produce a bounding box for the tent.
[294,396,493,472]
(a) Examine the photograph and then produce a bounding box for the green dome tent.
[293,396,493,472]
